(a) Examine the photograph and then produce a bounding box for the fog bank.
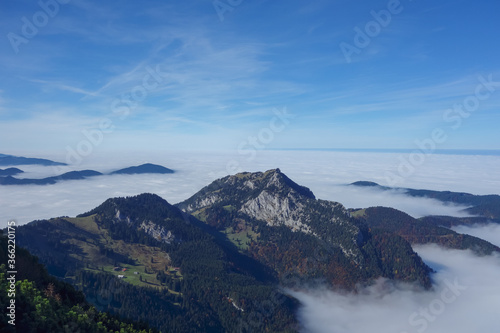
[2,150,499,225]
[291,237,500,333]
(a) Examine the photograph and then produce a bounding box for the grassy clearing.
[59,216,182,294]
[65,215,100,234]
[224,222,259,251]
[83,254,182,294]
[193,207,208,222]
[350,209,367,218]
[234,172,251,179]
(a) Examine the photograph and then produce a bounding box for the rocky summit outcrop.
[179,168,353,240]
[241,189,312,233]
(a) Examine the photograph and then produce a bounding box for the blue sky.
[1,0,499,156]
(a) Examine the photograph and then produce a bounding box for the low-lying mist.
[452,223,500,250]
[289,237,500,333]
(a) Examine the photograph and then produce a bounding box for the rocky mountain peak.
[178,170,368,265]
[178,169,358,240]
[178,169,316,214]
[257,168,315,199]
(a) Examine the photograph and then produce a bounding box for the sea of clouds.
[290,243,500,333]
[2,149,500,332]
[2,149,500,225]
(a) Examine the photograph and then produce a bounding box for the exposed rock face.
[181,169,314,225]
[114,208,174,243]
[139,221,175,243]
[241,190,311,233]
[179,168,363,259]
[114,209,132,224]
[185,195,220,212]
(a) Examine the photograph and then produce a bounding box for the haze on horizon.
[2,150,500,225]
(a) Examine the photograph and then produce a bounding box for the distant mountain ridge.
[0,167,23,176]
[350,181,500,221]
[0,163,174,186]
[0,154,67,166]
[111,163,174,175]
[0,170,102,185]
[351,206,500,255]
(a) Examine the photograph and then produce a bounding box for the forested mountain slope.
[0,231,156,333]
[351,207,500,255]
[15,193,298,333]
[178,169,433,289]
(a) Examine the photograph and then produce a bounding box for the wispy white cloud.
[1,1,499,152]
[25,78,100,97]
[309,72,500,117]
